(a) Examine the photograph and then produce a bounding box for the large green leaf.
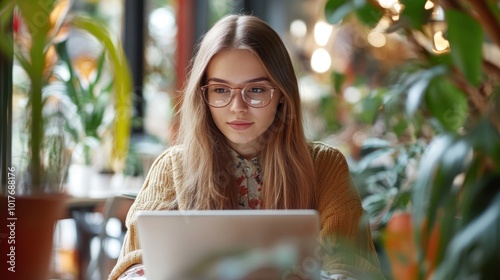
[88,51,107,98]
[357,90,383,124]
[400,0,430,30]
[319,95,342,134]
[404,66,447,117]
[412,135,453,227]
[73,16,132,171]
[469,119,500,161]
[434,192,500,278]
[324,0,381,27]
[425,76,468,132]
[355,2,383,28]
[332,71,345,94]
[325,0,364,25]
[426,139,470,226]
[486,0,500,23]
[430,189,458,275]
[356,146,395,172]
[446,9,483,86]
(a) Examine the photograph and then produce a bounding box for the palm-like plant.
[47,37,115,168]
[0,0,132,194]
[324,0,500,278]
[1,1,132,278]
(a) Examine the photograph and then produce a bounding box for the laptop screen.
[137,209,321,280]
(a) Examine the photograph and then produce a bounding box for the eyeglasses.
[201,83,276,108]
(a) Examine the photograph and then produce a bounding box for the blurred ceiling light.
[148,7,177,44]
[310,48,331,73]
[433,30,450,53]
[367,31,386,48]
[425,0,435,10]
[343,86,362,104]
[290,19,307,38]
[377,0,404,22]
[376,17,391,31]
[314,21,333,46]
[378,0,398,9]
[393,3,403,13]
[432,6,445,21]
[427,4,449,54]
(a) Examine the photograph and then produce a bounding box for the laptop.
[136,209,322,280]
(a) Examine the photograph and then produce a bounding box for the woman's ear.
[279,96,284,103]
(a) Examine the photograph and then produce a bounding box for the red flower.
[239,186,248,196]
[13,12,20,34]
[249,198,261,209]
[137,268,145,276]
[236,175,245,186]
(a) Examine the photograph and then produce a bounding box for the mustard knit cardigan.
[108,142,384,279]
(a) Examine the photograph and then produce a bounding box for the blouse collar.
[228,148,262,178]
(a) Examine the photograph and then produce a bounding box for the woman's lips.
[227,121,253,130]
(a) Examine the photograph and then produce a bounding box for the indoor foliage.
[325,0,500,279]
[0,0,132,193]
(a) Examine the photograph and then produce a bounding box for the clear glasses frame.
[201,83,276,108]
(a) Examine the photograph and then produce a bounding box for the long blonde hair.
[175,14,316,210]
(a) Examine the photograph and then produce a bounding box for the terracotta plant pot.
[383,212,440,280]
[0,194,67,280]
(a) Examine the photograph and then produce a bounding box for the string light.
[314,21,333,47]
[310,48,332,73]
[424,0,435,10]
[378,0,398,9]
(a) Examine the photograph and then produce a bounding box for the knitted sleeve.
[310,142,385,280]
[107,147,181,280]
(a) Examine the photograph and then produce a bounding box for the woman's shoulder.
[150,145,184,167]
[307,141,345,160]
[307,141,351,172]
[157,145,184,157]
[143,145,185,184]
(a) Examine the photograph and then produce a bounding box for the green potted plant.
[324,0,500,279]
[0,0,132,278]
[47,29,128,196]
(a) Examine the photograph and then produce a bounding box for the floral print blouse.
[230,149,264,209]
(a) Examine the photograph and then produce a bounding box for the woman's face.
[205,49,282,158]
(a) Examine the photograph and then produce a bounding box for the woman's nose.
[229,89,248,113]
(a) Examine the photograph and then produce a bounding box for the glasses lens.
[203,83,275,108]
[243,84,274,107]
[205,84,232,107]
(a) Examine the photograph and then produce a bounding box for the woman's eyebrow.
[205,77,271,84]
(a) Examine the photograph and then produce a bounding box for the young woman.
[109,14,384,280]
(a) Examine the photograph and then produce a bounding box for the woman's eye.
[213,87,229,93]
[247,86,265,93]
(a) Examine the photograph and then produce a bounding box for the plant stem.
[29,55,43,188]
[29,29,47,189]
